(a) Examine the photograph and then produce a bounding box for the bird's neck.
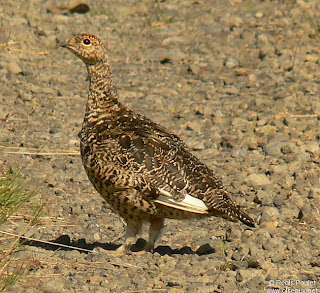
[86,61,119,110]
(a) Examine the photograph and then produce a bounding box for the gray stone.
[230,148,247,158]
[236,269,264,283]
[265,141,298,155]
[271,252,284,263]
[221,14,244,29]
[262,238,286,252]
[41,277,65,293]
[269,164,287,174]
[225,56,239,69]
[260,207,280,222]
[8,61,23,75]
[273,193,288,207]
[280,203,301,220]
[161,36,188,46]
[245,173,271,187]
[305,141,319,154]
[196,243,215,255]
[255,190,273,205]
[43,35,59,49]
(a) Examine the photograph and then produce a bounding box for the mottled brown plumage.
[61,33,254,254]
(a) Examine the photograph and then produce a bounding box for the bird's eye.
[83,39,91,45]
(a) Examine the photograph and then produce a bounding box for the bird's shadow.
[22,235,215,256]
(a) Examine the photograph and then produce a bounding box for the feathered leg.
[144,217,164,252]
[116,218,143,254]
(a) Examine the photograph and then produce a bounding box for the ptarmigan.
[61,33,254,254]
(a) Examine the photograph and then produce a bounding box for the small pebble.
[8,61,23,75]
[245,173,271,187]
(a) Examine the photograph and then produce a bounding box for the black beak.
[60,41,70,48]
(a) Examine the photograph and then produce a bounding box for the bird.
[60,33,254,254]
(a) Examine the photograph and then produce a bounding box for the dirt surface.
[1,0,320,292]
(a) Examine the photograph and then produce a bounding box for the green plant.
[0,166,43,291]
[0,169,36,224]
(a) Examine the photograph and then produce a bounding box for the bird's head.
[60,33,108,65]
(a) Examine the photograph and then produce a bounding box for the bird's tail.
[232,206,255,227]
[209,194,255,227]
[212,205,255,227]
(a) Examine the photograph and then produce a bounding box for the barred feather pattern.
[61,33,254,253]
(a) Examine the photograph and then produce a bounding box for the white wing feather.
[154,188,209,214]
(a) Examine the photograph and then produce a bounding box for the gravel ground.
[1,0,320,292]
